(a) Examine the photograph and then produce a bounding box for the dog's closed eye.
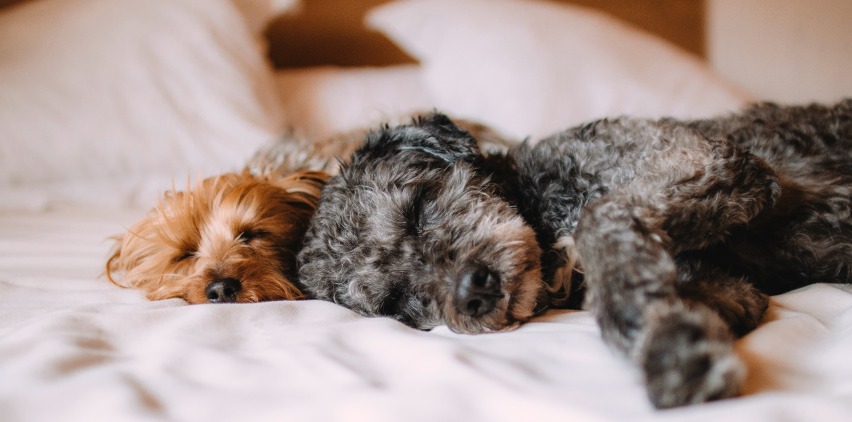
[174,250,195,263]
[404,185,438,237]
[378,286,405,317]
[405,201,424,237]
[238,229,268,243]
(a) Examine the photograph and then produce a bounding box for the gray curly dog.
[297,100,852,408]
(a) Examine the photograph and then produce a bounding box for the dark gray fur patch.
[298,100,852,408]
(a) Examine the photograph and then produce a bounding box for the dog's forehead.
[341,149,486,197]
[336,158,483,209]
[351,118,482,167]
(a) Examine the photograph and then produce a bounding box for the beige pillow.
[275,65,434,139]
[0,0,288,192]
[368,0,751,139]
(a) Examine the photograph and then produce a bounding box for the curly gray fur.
[247,116,518,177]
[297,100,852,408]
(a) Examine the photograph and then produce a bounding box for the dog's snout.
[205,277,241,303]
[454,264,503,317]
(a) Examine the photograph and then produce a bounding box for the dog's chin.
[448,320,523,334]
[443,308,525,334]
[182,289,288,304]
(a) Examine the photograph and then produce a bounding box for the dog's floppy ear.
[265,170,329,209]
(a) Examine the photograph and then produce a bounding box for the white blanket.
[2,0,850,420]
[1,207,851,421]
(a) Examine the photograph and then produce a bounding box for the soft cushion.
[368,0,752,139]
[275,64,434,139]
[0,0,289,207]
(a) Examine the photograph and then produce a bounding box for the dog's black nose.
[453,264,503,317]
[205,278,241,303]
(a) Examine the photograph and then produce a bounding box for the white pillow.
[275,64,434,139]
[368,0,752,140]
[0,0,289,206]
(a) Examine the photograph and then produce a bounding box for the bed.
[1,0,851,420]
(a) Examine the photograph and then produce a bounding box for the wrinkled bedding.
[2,0,850,420]
[1,207,850,421]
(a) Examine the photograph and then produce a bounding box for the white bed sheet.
[1,206,850,421]
[2,0,851,420]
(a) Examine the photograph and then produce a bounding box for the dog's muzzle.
[453,264,503,317]
[205,277,241,303]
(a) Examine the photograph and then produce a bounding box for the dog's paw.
[543,236,580,305]
[638,304,745,408]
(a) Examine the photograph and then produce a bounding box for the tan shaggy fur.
[106,170,327,303]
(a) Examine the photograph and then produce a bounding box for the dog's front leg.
[569,130,782,408]
[574,195,748,408]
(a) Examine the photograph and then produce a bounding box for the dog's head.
[298,113,542,333]
[106,170,328,303]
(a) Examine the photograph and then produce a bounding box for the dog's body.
[297,100,852,408]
